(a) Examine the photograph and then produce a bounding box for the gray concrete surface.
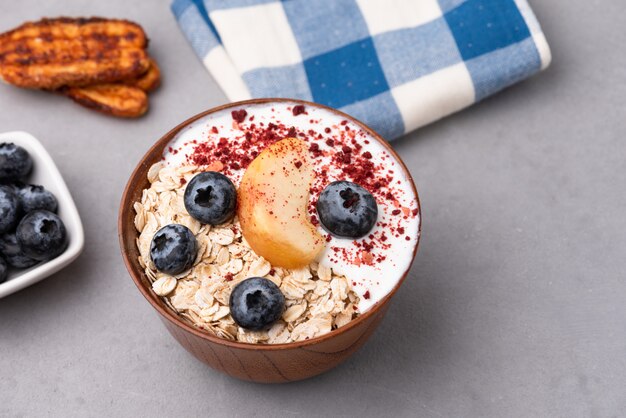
[1,1,625,417]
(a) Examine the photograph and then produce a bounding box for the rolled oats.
[317,263,332,281]
[209,227,235,246]
[334,309,353,328]
[134,164,360,344]
[282,302,307,323]
[147,162,164,183]
[247,257,271,277]
[152,276,177,296]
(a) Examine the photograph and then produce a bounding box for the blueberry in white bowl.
[18,184,58,213]
[0,233,38,268]
[0,180,25,194]
[150,224,197,275]
[0,131,84,299]
[0,185,21,234]
[16,210,68,261]
[0,143,33,181]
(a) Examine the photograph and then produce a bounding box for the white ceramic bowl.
[0,131,84,298]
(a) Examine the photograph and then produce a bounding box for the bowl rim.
[118,98,421,351]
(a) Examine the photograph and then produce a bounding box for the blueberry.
[0,180,25,194]
[0,143,33,181]
[229,277,285,330]
[18,184,58,213]
[184,172,236,225]
[16,210,68,261]
[0,257,7,284]
[0,233,38,268]
[150,224,197,275]
[316,181,378,239]
[0,186,21,234]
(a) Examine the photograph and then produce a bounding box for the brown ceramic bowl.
[118,98,421,383]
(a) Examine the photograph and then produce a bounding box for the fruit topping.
[238,137,324,268]
[316,181,378,238]
[16,210,68,261]
[231,109,247,123]
[150,224,197,275]
[184,172,236,225]
[229,277,285,330]
[292,105,306,116]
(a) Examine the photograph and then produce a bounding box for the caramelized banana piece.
[63,84,148,118]
[124,58,160,92]
[0,17,150,89]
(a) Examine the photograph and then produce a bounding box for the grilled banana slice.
[62,84,148,118]
[124,58,160,92]
[0,17,150,89]
[61,58,159,117]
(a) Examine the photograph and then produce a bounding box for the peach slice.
[238,137,324,269]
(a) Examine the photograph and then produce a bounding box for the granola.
[134,163,360,344]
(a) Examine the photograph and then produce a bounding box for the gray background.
[1,1,625,417]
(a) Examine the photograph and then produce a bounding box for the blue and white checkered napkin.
[171,0,551,140]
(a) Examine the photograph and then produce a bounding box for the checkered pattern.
[172,0,551,140]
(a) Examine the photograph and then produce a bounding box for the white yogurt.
[163,102,420,312]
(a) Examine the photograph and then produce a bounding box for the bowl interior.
[118,98,421,350]
[0,131,85,298]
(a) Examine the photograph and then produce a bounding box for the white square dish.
[0,131,84,298]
